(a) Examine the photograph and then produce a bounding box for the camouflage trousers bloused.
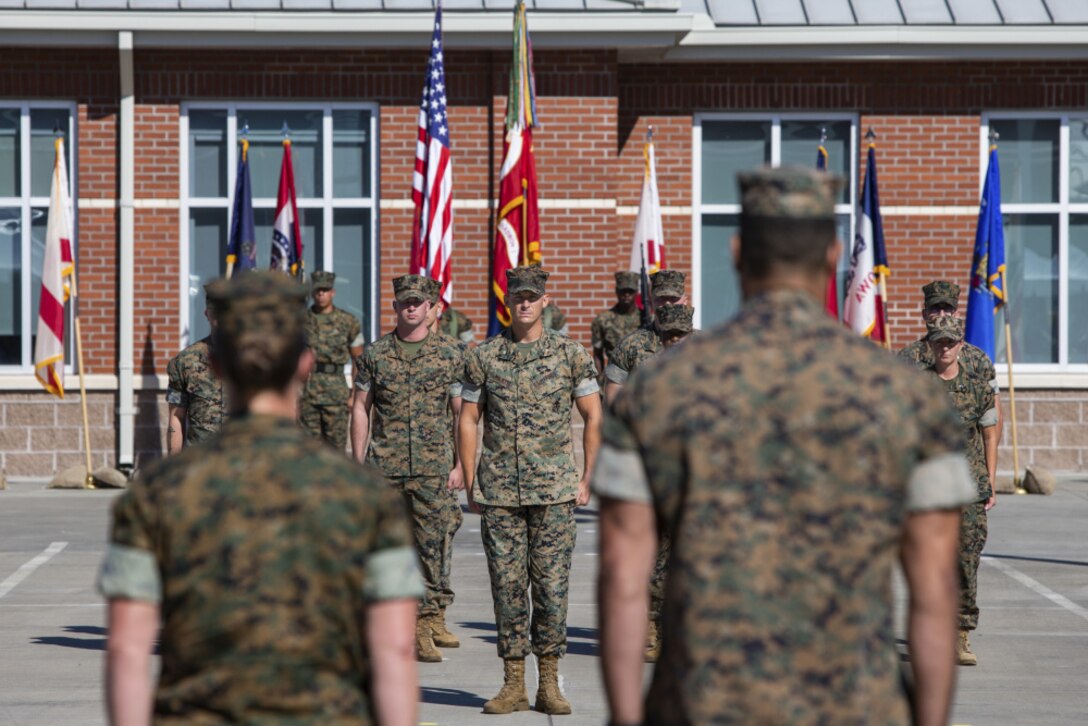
[299,400,349,451]
[959,501,988,631]
[481,502,576,658]
[391,476,463,617]
[649,533,671,625]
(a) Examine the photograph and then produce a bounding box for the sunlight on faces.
[393,296,431,327]
[510,290,548,327]
[928,337,964,367]
[922,302,956,322]
[660,330,690,348]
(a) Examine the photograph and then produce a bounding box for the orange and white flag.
[33,138,75,398]
[628,136,665,274]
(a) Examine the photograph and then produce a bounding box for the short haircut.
[737,214,837,278]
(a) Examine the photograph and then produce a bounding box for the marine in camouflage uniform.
[897,280,998,387]
[924,315,998,666]
[460,265,602,716]
[353,274,465,662]
[604,269,690,396]
[301,271,364,451]
[594,167,977,725]
[590,271,641,383]
[439,306,476,345]
[165,286,225,453]
[99,271,422,724]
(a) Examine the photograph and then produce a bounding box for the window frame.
[982,112,1088,374]
[178,101,380,347]
[0,100,78,374]
[691,112,858,330]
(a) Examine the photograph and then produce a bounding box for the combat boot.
[957,630,978,666]
[415,615,442,663]
[644,620,661,663]
[534,655,572,715]
[431,609,460,648]
[483,658,529,714]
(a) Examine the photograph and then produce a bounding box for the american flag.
[411,2,453,305]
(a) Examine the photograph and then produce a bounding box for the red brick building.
[2,0,1086,479]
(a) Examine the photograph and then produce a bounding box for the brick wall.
[2,49,1087,477]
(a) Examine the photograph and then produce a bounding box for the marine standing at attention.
[100,271,421,725]
[459,266,602,716]
[165,283,225,454]
[301,270,364,450]
[595,167,977,726]
[590,271,641,382]
[352,274,466,664]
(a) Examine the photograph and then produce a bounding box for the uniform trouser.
[648,533,671,625]
[481,502,576,658]
[299,399,349,451]
[392,476,463,617]
[959,501,989,631]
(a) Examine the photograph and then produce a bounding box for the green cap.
[737,166,842,220]
[650,269,686,298]
[310,270,335,290]
[507,266,549,296]
[393,274,431,303]
[923,280,961,309]
[926,315,965,342]
[615,271,640,292]
[655,304,694,333]
[206,271,307,340]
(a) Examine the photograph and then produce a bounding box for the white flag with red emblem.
[33,138,75,398]
[629,136,665,274]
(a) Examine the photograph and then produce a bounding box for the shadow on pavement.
[985,553,1088,568]
[421,687,486,709]
[31,626,106,651]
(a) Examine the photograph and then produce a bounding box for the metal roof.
[699,0,1088,25]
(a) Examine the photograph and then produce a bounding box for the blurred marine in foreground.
[595,167,977,726]
[100,271,421,726]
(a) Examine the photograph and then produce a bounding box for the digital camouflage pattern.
[543,304,568,335]
[591,305,641,362]
[898,337,996,385]
[390,475,463,617]
[656,304,694,333]
[462,329,598,506]
[481,502,576,657]
[738,165,841,219]
[506,265,549,296]
[166,337,225,446]
[604,328,661,384]
[310,270,336,290]
[302,306,362,449]
[649,269,686,298]
[959,501,988,631]
[440,306,475,344]
[393,274,431,302]
[614,270,640,292]
[208,271,308,337]
[603,289,966,725]
[923,280,961,308]
[356,332,464,477]
[102,414,419,724]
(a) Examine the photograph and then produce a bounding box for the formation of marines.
[144,165,996,723]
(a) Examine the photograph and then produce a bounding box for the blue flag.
[964,146,1006,361]
[227,139,257,277]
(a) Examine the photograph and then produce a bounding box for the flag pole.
[521,178,529,266]
[58,134,94,491]
[866,128,891,350]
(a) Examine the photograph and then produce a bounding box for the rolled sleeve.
[604,363,628,385]
[574,377,600,398]
[591,444,653,504]
[354,353,375,392]
[449,381,463,398]
[979,407,998,428]
[460,382,482,403]
[362,546,425,602]
[906,452,977,512]
[165,388,187,406]
[97,544,161,603]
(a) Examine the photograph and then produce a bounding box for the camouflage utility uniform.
[462,328,598,658]
[166,337,225,446]
[302,305,362,450]
[543,304,568,336]
[592,308,640,380]
[440,307,476,345]
[605,328,661,386]
[899,338,996,388]
[356,330,465,620]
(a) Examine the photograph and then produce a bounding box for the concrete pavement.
[1,477,1087,724]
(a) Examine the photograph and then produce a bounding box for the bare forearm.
[605,381,622,405]
[166,408,185,455]
[367,599,419,726]
[350,394,370,463]
[983,424,998,491]
[581,409,602,482]
[450,397,463,468]
[593,350,605,375]
[458,409,479,493]
[908,599,958,726]
[106,648,152,726]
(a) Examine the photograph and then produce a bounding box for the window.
[181,104,378,345]
[693,115,857,329]
[0,103,76,371]
[984,115,1088,369]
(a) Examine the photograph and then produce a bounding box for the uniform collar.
[497,327,557,364]
[389,330,440,361]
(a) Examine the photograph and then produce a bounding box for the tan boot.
[483,658,529,714]
[415,615,442,663]
[957,630,978,666]
[431,609,460,648]
[534,655,572,715]
[644,620,661,663]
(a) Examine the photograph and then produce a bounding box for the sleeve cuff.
[591,444,653,505]
[449,382,463,398]
[574,378,601,398]
[351,333,366,348]
[461,382,482,404]
[97,543,161,603]
[906,452,978,512]
[604,363,628,385]
[979,407,998,427]
[165,389,186,406]
[355,380,372,392]
[363,546,425,602]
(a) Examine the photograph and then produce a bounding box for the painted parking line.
[0,542,68,599]
[983,556,1088,624]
